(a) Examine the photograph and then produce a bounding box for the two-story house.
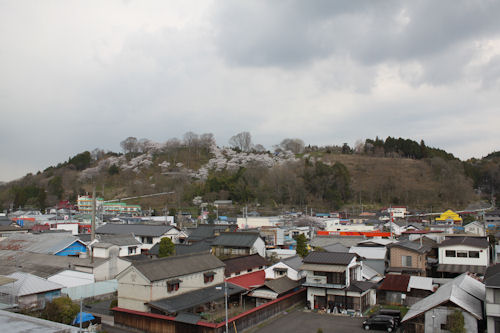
[301,252,375,313]
[212,232,266,258]
[485,263,500,332]
[116,252,245,314]
[387,240,432,276]
[95,224,186,252]
[91,234,143,258]
[437,236,490,277]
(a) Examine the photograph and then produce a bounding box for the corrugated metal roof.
[0,233,84,255]
[0,272,63,297]
[349,246,386,260]
[402,273,485,322]
[379,274,410,292]
[408,276,433,292]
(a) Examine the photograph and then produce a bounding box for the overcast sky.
[1,0,500,182]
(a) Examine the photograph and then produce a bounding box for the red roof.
[379,274,410,292]
[226,270,265,290]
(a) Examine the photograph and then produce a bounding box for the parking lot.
[254,309,399,333]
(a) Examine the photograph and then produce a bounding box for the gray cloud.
[0,0,499,181]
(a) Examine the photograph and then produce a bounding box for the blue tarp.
[72,312,95,325]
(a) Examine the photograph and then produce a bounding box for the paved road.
[254,310,397,333]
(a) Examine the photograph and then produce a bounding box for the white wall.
[439,245,489,266]
[264,262,304,281]
[251,238,266,257]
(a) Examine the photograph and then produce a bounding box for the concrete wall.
[424,306,477,333]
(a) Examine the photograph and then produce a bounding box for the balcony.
[303,275,346,289]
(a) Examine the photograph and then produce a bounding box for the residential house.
[485,263,500,332]
[259,227,285,248]
[377,274,434,306]
[212,232,266,258]
[248,276,302,307]
[464,221,487,236]
[402,273,485,333]
[91,234,142,258]
[301,252,375,312]
[95,223,186,251]
[437,236,490,277]
[186,224,238,243]
[0,272,63,309]
[116,252,231,313]
[349,245,387,276]
[485,210,500,227]
[222,254,269,278]
[387,240,432,276]
[310,235,365,250]
[265,255,305,281]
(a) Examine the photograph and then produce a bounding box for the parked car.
[362,315,395,332]
[376,309,401,326]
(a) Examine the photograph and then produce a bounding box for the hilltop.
[0,134,498,214]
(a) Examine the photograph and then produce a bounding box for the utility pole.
[91,186,96,263]
[224,279,228,333]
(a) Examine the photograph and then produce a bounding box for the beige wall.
[390,247,426,275]
[118,265,225,312]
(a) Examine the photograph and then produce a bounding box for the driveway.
[253,310,398,333]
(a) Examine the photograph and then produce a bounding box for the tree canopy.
[158,237,175,257]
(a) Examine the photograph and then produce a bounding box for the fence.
[114,288,306,333]
[62,280,118,300]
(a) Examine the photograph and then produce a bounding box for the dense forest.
[0,133,498,214]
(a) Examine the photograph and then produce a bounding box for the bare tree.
[229,131,252,152]
[183,132,199,149]
[91,148,105,161]
[200,133,215,149]
[137,138,151,153]
[253,144,267,153]
[279,138,305,154]
[120,137,138,155]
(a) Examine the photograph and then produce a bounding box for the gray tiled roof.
[212,232,260,248]
[303,251,356,265]
[263,276,300,294]
[187,224,237,242]
[97,234,142,246]
[388,240,431,254]
[148,282,245,313]
[439,236,489,248]
[310,236,365,249]
[282,255,303,271]
[223,254,269,276]
[174,240,212,256]
[96,223,176,237]
[131,252,225,282]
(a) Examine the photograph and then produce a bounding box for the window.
[142,236,153,244]
[247,268,252,273]
[167,281,180,292]
[457,251,468,258]
[128,246,137,255]
[402,256,412,267]
[445,250,456,257]
[469,251,480,258]
[494,289,500,303]
[314,271,327,276]
[204,272,215,283]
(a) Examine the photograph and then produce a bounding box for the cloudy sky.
[1,0,500,182]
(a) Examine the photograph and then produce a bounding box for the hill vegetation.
[0,133,497,214]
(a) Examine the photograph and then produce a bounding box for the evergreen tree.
[295,234,309,258]
[158,237,175,257]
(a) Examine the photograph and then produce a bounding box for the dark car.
[376,309,401,326]
[362,315,395,332]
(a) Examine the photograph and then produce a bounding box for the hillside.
[0,135,497,214]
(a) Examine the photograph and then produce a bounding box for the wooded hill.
[0,134,498,214]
